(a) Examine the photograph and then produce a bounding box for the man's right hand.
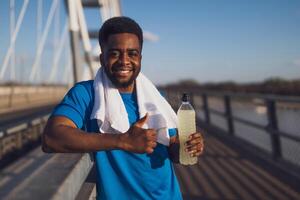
[119,113,157,154]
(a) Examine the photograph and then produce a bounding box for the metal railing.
[0,110,95,199]
[163,88,300,166]
[0,114,49,159]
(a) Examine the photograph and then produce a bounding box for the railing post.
[266,99,281,159]
[16,131,22,149]
[202,94,210,124]
[190,92,194,107]
[0,136,3,159]
[224,95,234,135]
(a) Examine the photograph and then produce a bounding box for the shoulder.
[68,80,94,99]
[61,80,95,109]
[72,80,94,92]
[52,80,95,128]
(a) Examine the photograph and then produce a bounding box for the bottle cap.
[182,93,189,102]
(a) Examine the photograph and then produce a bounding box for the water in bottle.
[177,93,198,165]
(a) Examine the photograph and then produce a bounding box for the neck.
[117,83,135,93]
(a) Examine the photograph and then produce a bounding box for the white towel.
[90,67,178,146]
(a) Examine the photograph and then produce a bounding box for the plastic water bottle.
[177,93,198,165]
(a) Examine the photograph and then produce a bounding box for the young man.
[42,16,204,200]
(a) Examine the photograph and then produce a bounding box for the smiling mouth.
[113,68,133,77]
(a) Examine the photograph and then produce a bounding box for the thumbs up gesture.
[119,113,157,154]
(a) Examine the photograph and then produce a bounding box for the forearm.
[42,124,121,153]
[42,116,124,153]
[42,115,161,154]
[168,136,179,163]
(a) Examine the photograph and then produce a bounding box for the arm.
[168,135,180,163]
[42,114,157,154]
[42,116,121,153]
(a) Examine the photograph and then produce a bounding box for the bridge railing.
[162,87,300,169]
[0,113,49,160]
[0,110,96,199]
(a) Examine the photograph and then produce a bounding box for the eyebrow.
[108,48,140,52]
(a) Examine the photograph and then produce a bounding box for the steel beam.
[65,0,83,83]
[82,0,102,8]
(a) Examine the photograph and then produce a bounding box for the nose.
[119,52,130,66]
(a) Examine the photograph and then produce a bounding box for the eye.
[108,50,120,58]
[128,50,139,58]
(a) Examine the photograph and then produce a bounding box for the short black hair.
[98,16,143,49]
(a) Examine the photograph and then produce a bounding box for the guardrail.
[0,111,96,199]
[162,88,300,168]
[0,114,49,159]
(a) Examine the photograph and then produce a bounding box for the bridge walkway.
[1,131,300,199]
[174,132,300,200]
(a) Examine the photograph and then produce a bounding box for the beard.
[104,65,140,88]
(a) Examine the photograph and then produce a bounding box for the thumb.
[134,113,149,128]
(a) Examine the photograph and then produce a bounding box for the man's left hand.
[185,132,204,157]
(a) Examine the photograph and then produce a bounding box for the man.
[42,16,204,200]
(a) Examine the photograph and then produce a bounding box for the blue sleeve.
[51,82,92,129]
[168,128,177,137]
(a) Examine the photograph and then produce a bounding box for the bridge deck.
[1,133,300,199]
[174,133,300,200]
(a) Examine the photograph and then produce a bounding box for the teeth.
[117,70,130,75]
[115,69,130,72]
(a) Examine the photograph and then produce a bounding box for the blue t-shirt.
[51,80,182,200]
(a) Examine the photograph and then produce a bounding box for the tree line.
[159,78,300,96]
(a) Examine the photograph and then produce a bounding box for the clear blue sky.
[1,0,300,85]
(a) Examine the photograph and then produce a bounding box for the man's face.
[100,33,142,92]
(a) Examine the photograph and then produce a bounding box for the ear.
[100,53,104,67]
